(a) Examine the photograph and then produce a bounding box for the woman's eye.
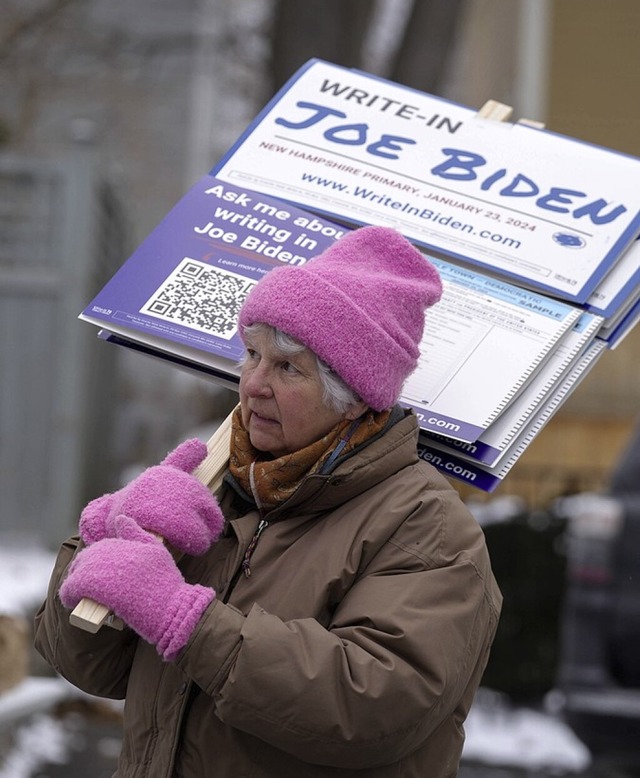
[281,361,298,374]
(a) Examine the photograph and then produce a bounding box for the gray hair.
[240,322,363,415]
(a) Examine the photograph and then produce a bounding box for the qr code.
[140,258,257,340]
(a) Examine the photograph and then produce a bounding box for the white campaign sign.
[214,59,640,303]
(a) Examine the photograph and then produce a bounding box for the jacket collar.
[223,407,418,523]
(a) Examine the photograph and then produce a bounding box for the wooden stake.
[477,99,513,123]
[476,99,546,130]
[69,406,237,633]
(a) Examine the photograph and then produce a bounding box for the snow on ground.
[0,712,69,778]
[0,536,56,617]
[463,689,591,772]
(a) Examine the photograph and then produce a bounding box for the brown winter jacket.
[34,410,502,778]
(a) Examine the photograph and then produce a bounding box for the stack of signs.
[81,59,640,491]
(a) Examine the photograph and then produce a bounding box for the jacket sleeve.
[33,535,138,699]
[177,489,502,769]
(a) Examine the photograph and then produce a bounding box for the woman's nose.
[242,363,273,398]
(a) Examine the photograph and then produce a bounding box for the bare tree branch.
[267,0,375,94]
[0,0,82,61]
[388,0,466,95]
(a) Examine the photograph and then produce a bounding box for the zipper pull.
[242,519,269,578]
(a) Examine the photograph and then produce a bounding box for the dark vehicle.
[554,423,640,770]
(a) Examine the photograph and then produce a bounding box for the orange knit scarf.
[229,404,391,512]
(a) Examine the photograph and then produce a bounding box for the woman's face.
[239,329,362,457]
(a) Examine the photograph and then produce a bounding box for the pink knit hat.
[238,226,442,411]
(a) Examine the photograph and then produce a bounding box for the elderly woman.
[35,226,502,777]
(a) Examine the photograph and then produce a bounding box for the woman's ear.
[345,400,369,421]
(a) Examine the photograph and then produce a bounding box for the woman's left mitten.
[60,516,215,661]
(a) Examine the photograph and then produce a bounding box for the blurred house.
[1,0,640,549]
[0,0,261,543]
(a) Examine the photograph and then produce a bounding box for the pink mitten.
[60,517,215,661]
[79,439,224,555]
